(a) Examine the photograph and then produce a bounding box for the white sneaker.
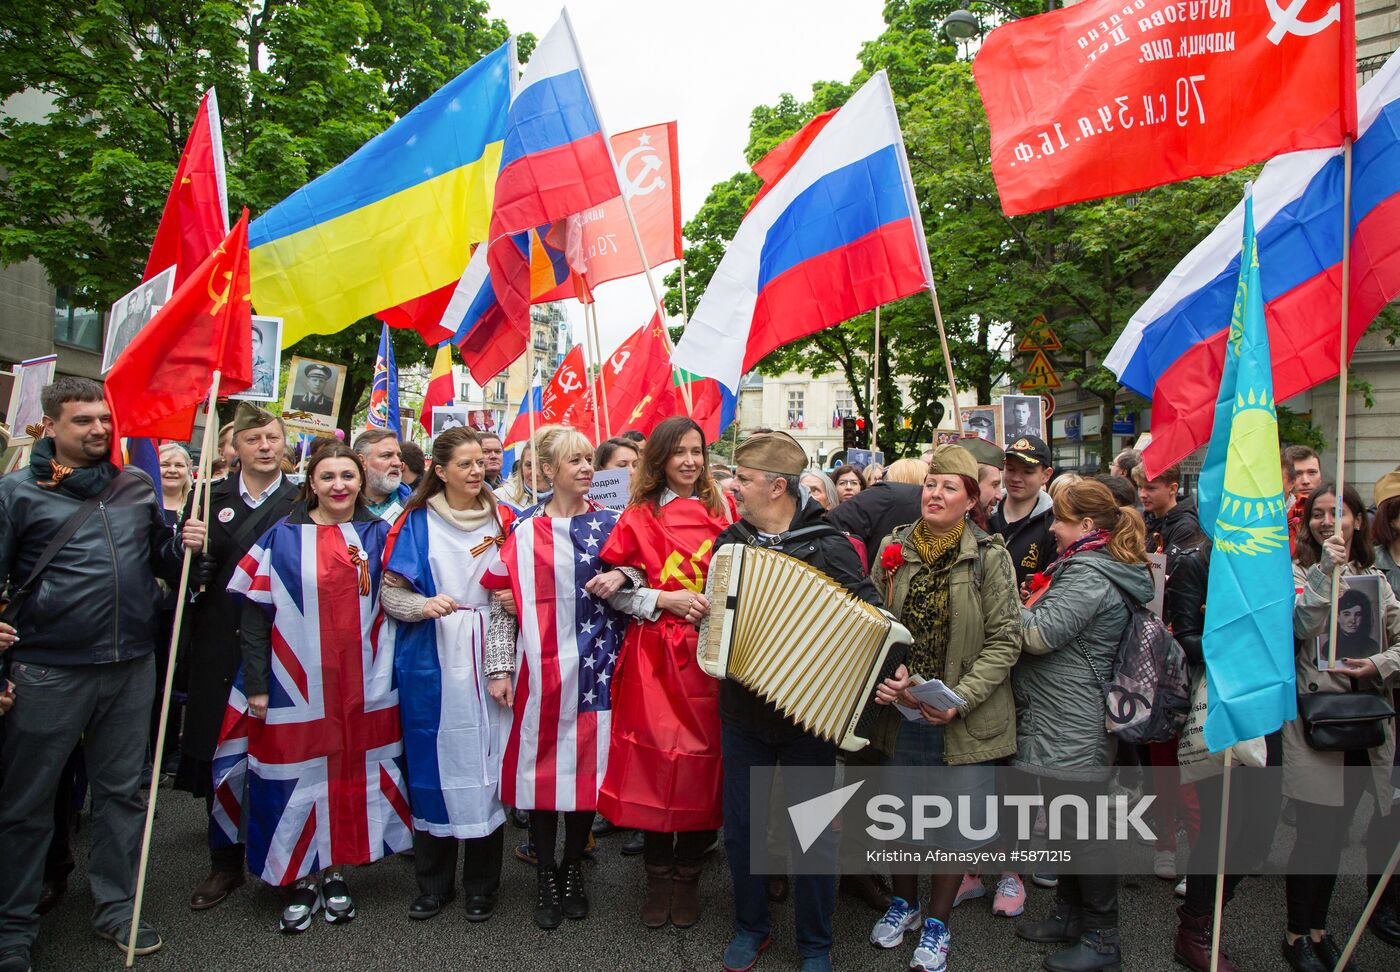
[1153,849,1178,880]
[909,917,951,972]
[870,896,922,949]
[1174,876,1187,898]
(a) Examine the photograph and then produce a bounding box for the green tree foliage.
[0,0,518,430]
[670,0,1254,463]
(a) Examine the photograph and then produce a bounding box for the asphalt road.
[29,788,1397,972]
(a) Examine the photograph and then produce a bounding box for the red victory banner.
[973,0,1356,215]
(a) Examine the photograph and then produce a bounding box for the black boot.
[1015,902,1083,944]
[1042,928,1121,972]
[559,860,588,920]
[534,866,562,930]
[1281,936,1330,972]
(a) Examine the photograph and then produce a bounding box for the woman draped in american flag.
[591,417,735,930]
[481,425,628,931]
[216,443,411,934]
[378,428,514,922]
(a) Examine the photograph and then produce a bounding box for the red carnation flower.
[1029,571,1050,593]
[880,543,904,572]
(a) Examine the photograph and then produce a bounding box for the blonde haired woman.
[158,443,193,524]
[884,458,930,485]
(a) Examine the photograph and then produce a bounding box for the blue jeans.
[722,722,838,959]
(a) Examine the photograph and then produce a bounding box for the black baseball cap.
[1004,433,1052,466]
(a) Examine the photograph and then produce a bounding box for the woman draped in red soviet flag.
[592,416,736,930]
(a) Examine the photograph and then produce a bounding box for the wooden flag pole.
[1326,137,1355,669]
[1334,839,1400,972]
[582,309,602,446]
[1207,751,1234,972]
[927,284,964,435]
[126,372,221,967]
[872,307,881,454]
[589,304,614,440]
[565,12,692,418]
[525,340,540,500]
[680,257,690,322]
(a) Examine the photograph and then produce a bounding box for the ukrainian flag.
[1197,188,1297,752]
[250,42,512,347]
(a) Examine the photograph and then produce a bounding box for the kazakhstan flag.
[1196,188,1297,752]
[250,41,512,347]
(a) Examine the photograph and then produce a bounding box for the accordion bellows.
[698,543,910,752]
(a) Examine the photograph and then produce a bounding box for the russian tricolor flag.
[673,70,932,393]
[1108,51,1400,478]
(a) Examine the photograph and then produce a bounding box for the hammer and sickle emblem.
[557,368,583,394]
[609,350,631,375]
[659,539,713,593]
[206,243,232,316]
[628,395,652,423]
[616,134,665,199]
[1264,0,1340,44]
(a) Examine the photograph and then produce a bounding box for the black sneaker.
[322,870,355,924]
[94,919,162,956]
[0,946,30,972]
[280,878,322,934]
[535,866,563,930]
[560,860,588,919]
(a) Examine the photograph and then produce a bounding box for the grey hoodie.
[1011,549,1155,781]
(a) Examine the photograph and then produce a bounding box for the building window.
[494,380,507,400]
[534,328,550,351]
[835,389,855,419]
[786,389,805,430]
[54,287,102,350]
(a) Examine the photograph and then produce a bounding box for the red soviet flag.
[600,316,676,435]
[143,89,230,286]
[107,211,254,439]
[974,0,1356,215]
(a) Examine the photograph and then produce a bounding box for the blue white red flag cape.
[480,503,627,812]
[443,12,620,384]
[367,321,401,433]
[672,70,933,393]
[211,515,411,884]
[1107,51,1400,478]
[383,503,514,837]
[1196,191,1297,752]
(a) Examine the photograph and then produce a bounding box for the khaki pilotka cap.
[955,436,1005,470]
[925,444,978,480]
[231,401,279,437]
[734,431,808,477]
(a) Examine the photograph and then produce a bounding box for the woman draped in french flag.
[593,416,736,930]
[378,427,514,923]
[216,442,411,935]
[481,425,628,930]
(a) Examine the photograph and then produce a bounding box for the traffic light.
[842,417,869,451]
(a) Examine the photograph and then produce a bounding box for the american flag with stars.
[482,502,629,812]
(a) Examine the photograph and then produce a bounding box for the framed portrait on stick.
[102,267,176,374]
[282,355,345,431]
[231,316,284,403]
[5,355,58,447]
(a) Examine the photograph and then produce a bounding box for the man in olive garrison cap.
[709,431,882,972]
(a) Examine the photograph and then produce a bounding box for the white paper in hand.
[894,675,968,722]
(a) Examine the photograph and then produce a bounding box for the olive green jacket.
[868,522,1022,764]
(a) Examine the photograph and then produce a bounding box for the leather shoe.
[592,813,616,836]
[408,892,454,920]
[1281,936,1330,972]
[1312,934,1360,971]
[188,869,244,910]
[463,894,497,922]
[621,830,645,856]
[36,879,66,916]
[839,873,891,912]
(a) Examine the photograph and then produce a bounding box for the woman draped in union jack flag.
[592,416,735,930]
[481,425,628,931]
[378,428,514,923]
[216,443,412,934]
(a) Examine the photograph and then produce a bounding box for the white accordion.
[697,542,911,752]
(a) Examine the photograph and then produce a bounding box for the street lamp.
[940,0,1022,41]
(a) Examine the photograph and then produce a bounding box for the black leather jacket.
[0,466,181,666]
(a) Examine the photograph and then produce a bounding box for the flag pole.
[680,257,690,322]
[563,9,692,416]
[126,371,221,967]
[589,303,614,439]
[872,307,881,454]
[1207,750,1233,972]
[526,340,540,500]
[1326,136,1355,668]
[1334,840,1400,971]
[580,306,602,446]
[929,284,964,434]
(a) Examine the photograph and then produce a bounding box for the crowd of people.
[0,378,1397,972]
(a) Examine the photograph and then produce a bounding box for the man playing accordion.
[706,431,880,972]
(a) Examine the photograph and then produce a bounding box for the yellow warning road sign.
[1017,316,1063,352]
[1019,350,1062,391]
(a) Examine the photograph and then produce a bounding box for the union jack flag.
[482,503,628,811]
[212,516,412,885]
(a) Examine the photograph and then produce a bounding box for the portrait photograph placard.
[102,266,176,374]
[1000,394,1046,446]
[960,406,1000,444]
[282,355,345,430]
[231,316,284,403]
[5,355,58,446]
[431,405,470,437]
[1316,574,1386,671]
